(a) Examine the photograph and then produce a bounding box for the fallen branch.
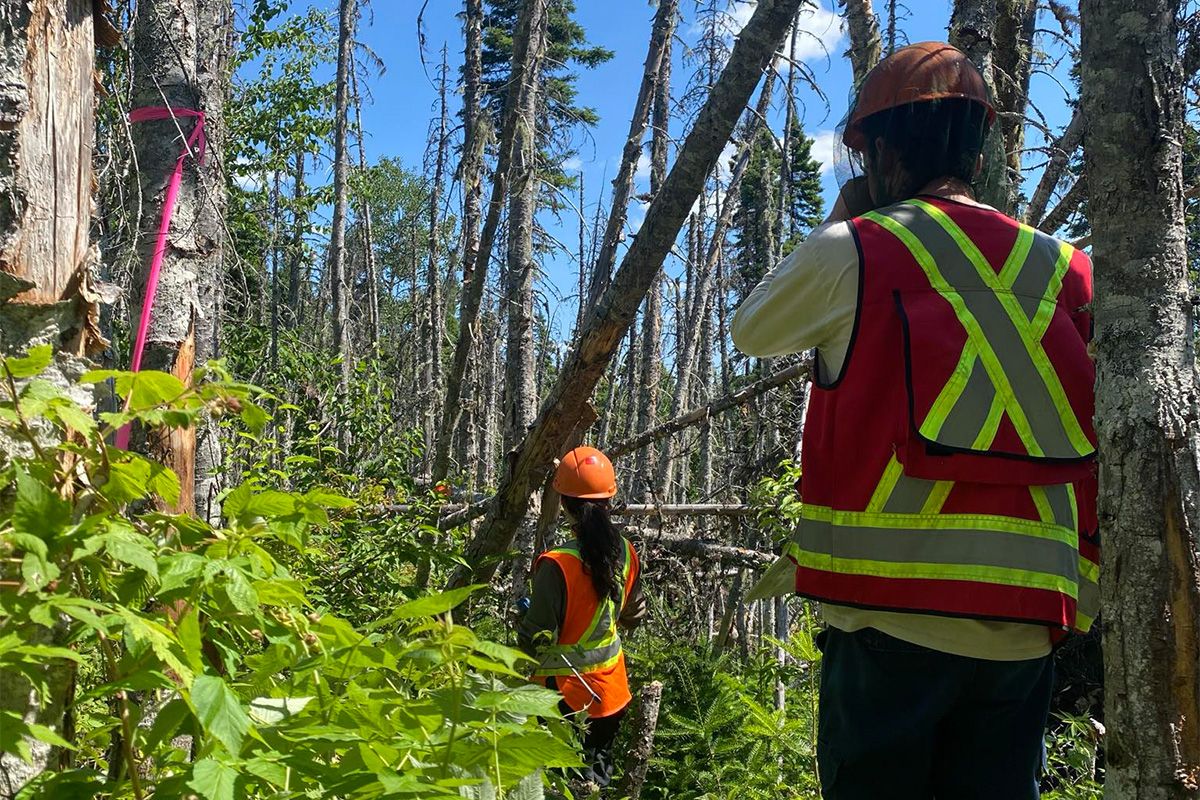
[608,360,810,459]
[376,502,755,519]
[1024,106,1083,228]
[641,536,776,568]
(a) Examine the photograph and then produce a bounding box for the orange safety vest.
[530,538,639,718]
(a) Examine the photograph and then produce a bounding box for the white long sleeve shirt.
[732,220,1051,661]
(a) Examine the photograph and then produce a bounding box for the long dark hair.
[561,495,623,602]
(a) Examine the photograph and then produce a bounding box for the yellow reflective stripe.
[922,345,977,439]
[1029,486,1056,525]
[1078,555,1099,585]
[866,456,904,512]
[791,546,1079,597]
[1066,483,1079,531]
[972,392,1006,449]
[532,648,622,677]
[864,210,1041,454]
[1074,611,1095,633]
[912,200,1092,457]
[802,503,1078,548]
[920,481,954,514]
[998,222,1035,286]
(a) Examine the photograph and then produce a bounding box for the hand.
[828,176,874,222]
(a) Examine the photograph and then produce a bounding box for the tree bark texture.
[130,0,230,516]
[448,0,809,591]
[0,2,104,793]
[287,150,306,325]
[1081,0,1200,794]
[435,0,536,482]
[502,0,547,455]
[424,49,450,470]
[329,0,355,397]
[617,681,664,800]
[838,0,882,87]
[992,0,1036,204]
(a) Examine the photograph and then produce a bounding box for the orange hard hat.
[843,41,995,152]
[552,446,617,499]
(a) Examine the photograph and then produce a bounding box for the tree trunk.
[502,1,547,455]
[350,62,379,350]
[329,0,355,401]
[948,0,1012,213]
[587,0,675,307]
[992,0,1036,203]
[448,0,808,591]
[0,3,105,793]
[130,0,230,517]
[617,681,664,800]
[838,0,882,86]
[1024,108,1083,227]
[1081,0,1200,795]
[287,150,307,326]
[424,47,450,471]
[434,0,535,483]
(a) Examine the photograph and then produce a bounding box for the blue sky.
[307,0,1078,327]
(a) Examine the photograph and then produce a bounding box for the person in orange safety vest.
[517,446,645,789]
[732,42,1098,799]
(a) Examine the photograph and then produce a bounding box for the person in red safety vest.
[517,446,645,789]
[732,42,1098,800]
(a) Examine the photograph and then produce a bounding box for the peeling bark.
[1081,0,1200,794]
[838,0,881,87]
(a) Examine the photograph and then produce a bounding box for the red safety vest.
[780,196,1099,632]
[530,538,639,718]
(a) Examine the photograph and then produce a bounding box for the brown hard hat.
[553,446,618,499]
[843,41,995,151]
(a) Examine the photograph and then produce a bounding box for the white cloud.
[234,172,264,192]
[789,3,846,63]
[561,155,583,172]
[810,129,838,175]
[635,151,652,182]
[730,1,756,33]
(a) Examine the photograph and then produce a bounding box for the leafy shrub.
[0,347,576,799]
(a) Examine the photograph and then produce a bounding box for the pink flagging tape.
[116,107,206,450]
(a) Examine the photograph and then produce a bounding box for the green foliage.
[628,628,822,800]
[1042,714,1103,800]
[749,459,804,546]
[0,350,577,798]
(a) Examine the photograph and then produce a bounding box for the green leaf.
[13,469,71,540]
[99,531,159,578]
[116,610,192,682]
[46,399,96,436]
[248,695,313,725]
[21,552,59,591]
[239,401,269,434]
[252,578,307,607]
[177,605,205,675]
[190,675,251,754]
[189,758,238,800]
[158,553,207,593]
[4,345,53,379]
[381,585,485,624]
[127,371,187,411]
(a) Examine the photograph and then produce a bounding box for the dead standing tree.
[448,0,810,591]
[129,0,232,517]
[0,4,114,793]
[1080,0,1200,795]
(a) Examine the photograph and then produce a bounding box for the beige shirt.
[731,220,1051,661]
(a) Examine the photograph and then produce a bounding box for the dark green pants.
[817,626,1053,800]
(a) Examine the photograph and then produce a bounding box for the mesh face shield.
[832,43,1000,211]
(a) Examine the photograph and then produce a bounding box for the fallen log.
[608,360,810,459]
[618,681,664,800]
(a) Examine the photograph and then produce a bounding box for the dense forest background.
[2,0,1199,797]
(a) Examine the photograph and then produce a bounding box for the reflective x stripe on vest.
[771,201,1098,631]
[865,199,1094,460]
[532,540,635,677]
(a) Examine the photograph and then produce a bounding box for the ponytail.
[562,495,623,602]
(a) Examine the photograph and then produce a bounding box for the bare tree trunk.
[329,0,355,402]
[992,0,1036,203]
[1081,0,1200,795]
[435,0,537,482]
[130,0,230,517]
[288,150,306,325]
[618,681,665,800]
[587,0,675,306]
[1024,109,1083,227]
[424,47,450,470]
[838,0,882,86]
[948,0,1012,212]
[502,1,547,455]
[0,3,105,793]
[448,0,808,590]
[350,63,379,350]
[270,169,283,369]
